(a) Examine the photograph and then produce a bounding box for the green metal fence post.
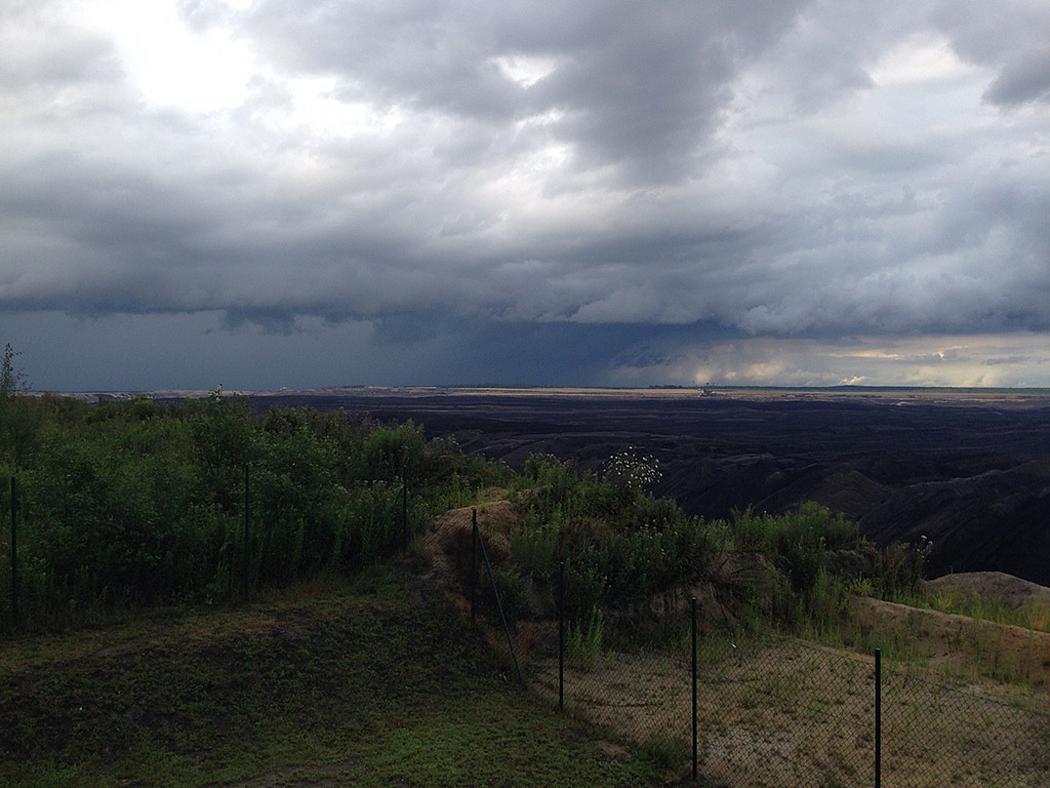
[402,473,408,554]
[242,463,250,599]
[9,476,18,630]
[875,647,881,788]
[559,559,565,712]
[475,525,525,687]
[470,508,477,625]
[692,595,698,781]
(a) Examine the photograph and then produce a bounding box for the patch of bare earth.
[925,571,1050,610]
[851,596,1050,694]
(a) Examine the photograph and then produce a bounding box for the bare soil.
[851,596,1050,693]
[925,571,1050,610]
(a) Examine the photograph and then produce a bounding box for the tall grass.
[917,588,1050,634]
[505,453,883,639]
[567,606,605,670]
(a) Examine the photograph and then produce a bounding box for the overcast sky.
[2,0,1050,390]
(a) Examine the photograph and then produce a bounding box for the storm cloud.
[1,0,1049,388]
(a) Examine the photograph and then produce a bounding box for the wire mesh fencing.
[522,594,1050,786]
[879,660,1050,787]
[454,536,1050,786]
[534,642,694,763]
[694,633,877,786]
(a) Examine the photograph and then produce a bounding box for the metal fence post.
[875,647,881,788]
[692,595,698,781]
[470,508,478,625]
[402,473,409,554]
[242,463,250,599]
[559,559,565,712]
[9,476,17,630]
[475,523,525,687]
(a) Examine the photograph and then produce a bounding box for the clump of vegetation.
[602,448,661,500]
[510,523,559,579]
[876,535,932,599]
[482,566,532,628]
[503,453,927,643]
[636,735,688,777]
[567,606,605,670]
[0,391,508,631]
[920,587,1050,634]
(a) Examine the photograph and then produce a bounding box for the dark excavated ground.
[247,391,1050,586]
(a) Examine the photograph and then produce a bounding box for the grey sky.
[1,0,1049,389]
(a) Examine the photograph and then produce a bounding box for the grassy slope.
[0,566,660,787]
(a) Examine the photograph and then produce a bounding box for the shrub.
[564,558,607,624]
[637,736,688,775]
[0,397,503,631]
[510,524,559,578]
[806,568,851,635]
[484,567,531,628]
[877,537,931,599]
[601,448,661,503]
[360,422,425,481]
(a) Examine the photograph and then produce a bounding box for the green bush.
[0,396,500,631]
[876,537,930,599]
[510,524,559,578]
[484,567,531,628]
[564,558,607,624]
[636,736,688,775]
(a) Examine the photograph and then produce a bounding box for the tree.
[0,343,39,467]
[0,342,27,398]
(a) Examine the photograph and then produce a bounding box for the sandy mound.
[850,596,1050,693]
[419,500,553,670]
[424,500,522,572]
[419,502,522,596]
[925,571,1050,610]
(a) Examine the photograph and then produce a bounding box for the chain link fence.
[529,612,1049,785]
[693,634,876,786]
[459,532,1050,786]
[879,662,1050,787]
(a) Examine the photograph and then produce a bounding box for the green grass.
[0,564,660,787]
[923,589,1050,633]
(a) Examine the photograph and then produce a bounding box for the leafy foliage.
[0,395,504,630]
[504,452,926,638]
[876,535,932,599]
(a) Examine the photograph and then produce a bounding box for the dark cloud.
[930,0,1050,105]
[0,1,1049,388]
[244,0,807,181]
[984,49,1050,105]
